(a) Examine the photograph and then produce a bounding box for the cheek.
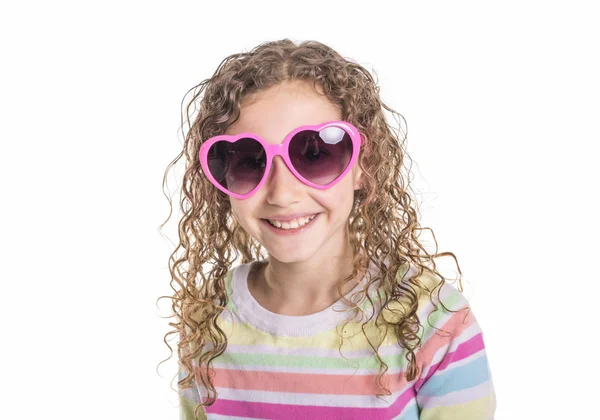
[229,198,257,227]
[317,183,355,214]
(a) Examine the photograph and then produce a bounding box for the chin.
[264,247,316,264]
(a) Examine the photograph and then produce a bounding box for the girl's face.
[226,80,363,264]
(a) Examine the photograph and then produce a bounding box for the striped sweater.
[179,260,496,419]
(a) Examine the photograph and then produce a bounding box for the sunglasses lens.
[289,127,354,185]
[206,138,266,195]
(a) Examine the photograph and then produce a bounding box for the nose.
[264,156,302,206]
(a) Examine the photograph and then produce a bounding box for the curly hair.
[159,38,463,419]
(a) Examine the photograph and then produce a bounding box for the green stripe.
[419,285,465,337]
[216,351,412,370]
[225,269,237,313]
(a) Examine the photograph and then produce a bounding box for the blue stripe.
[418,354,490,396]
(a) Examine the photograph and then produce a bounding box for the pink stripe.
[205,386,417,419]
[413,307,474,371]
[414,332,485,390]
[438,331,485,370]
[210,367,410,395]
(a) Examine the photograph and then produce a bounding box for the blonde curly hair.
[160,38,463,419]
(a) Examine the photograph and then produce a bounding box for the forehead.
[225,81,341,143]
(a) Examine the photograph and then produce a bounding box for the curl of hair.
[158,39,464,419]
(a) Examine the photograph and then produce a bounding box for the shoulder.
[403,267,490,383]
[408,270,496,417]
[183,263,240,345]
[381,264,483,359]
[382,264,471,324]
[413,268,476,341]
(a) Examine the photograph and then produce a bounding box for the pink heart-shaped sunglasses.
[199,120,363,199]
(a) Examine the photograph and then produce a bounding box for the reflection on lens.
[289,128,353,185]
[319,126,346,145]
[207,138,266,194]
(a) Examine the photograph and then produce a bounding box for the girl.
[163,39,496,419]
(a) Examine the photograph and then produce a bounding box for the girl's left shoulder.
[415,268,470,311]
[384,263,474,328]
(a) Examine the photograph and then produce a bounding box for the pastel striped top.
[178,260,496,419]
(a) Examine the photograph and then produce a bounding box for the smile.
[262,213,319,234]
[267,214,317,229]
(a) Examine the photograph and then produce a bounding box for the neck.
[249,244,365,316]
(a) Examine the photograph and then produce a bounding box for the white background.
[1,1,598,419]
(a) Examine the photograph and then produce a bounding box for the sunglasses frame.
[199,120,363,199]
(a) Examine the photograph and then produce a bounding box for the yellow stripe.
[419,393,497,420]
[179,395,207,420]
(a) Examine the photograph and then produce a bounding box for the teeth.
[268,214,316,230]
